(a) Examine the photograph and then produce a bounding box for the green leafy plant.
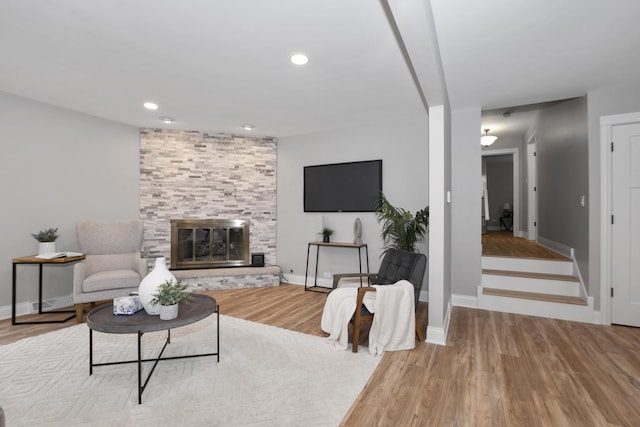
[31,227,59,242]
[322,227,334,238]
[376,193,429,254]
[149,280,191,306]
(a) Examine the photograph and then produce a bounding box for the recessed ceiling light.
[159,117,175,124]
[290,54,309,65]
[143,102,158,110]
[242,124,255,131]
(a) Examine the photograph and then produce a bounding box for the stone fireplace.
[140,129,279,291]
[170,219,250,269]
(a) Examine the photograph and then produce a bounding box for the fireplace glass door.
[171,219,250,269]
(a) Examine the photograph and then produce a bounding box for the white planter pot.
[138,257,176,315]
[38,242,56,255]
[160,303,179,320]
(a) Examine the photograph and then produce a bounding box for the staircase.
[477,256,597,323]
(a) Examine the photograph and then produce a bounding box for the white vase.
[138,257,176,315]
[160,303,179,320]
[38,242,56,255]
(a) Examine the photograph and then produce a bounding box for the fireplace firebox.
[170,219,250,269]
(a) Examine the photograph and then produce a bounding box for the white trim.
[599,111,640,325]
[477,286,598,324]
[572,252,588,301]
[426,299,451,346]
[537,236,573,259]
[452,293,477,308]
[526,133,538,240]
[0,301,31,321]
[0,295,74,321]
[481,148,521,235]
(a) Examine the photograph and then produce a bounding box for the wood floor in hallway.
[482,231,569,260]
[3,284,640,425]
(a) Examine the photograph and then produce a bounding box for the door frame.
[526,133,537,240]
[481,148,520,235]
[600,111,640,325]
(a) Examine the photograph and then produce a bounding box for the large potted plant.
[149,279,191,320]
[376,194,429,254]
[31,227,59,254]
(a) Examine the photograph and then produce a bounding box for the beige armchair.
[73,220,147,322]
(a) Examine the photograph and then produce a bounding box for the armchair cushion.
[73,220,146,322]
[82,270,142,293]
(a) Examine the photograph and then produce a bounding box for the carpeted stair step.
[482,287,588,306]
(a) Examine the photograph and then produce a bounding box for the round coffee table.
[86,294,219,404]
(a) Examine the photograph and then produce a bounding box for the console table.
[11,255,85,325]
[304,241,370,292]
[86,294,219,404]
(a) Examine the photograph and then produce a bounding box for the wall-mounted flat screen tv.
[304,160,382,212]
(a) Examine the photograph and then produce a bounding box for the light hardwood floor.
[2,284,639,426]
[482,231,569,260]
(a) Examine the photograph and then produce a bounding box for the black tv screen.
[304,160,382,212]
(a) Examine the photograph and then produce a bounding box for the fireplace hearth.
[170,219,250,269]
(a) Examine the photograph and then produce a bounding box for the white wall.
[451,107,481,298]
[276,115,428,285]
[0,91,139,312]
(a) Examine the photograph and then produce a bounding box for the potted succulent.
[322,227,334,243]
[376,193,429,254]
[149,279,191,320]
[31,227,59,254]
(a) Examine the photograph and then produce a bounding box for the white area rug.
[0,315,380,426]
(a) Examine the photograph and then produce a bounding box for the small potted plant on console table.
[322,227,334,243]
[149,279,191,320]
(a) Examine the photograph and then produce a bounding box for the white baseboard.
[0,294,74,321]
[426,299,451,346]
[452,293,477,308]
[537,236,574,259]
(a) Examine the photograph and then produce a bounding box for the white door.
[611,122,640,326]
[527,139,537,240]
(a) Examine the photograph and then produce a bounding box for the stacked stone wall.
[139,129,277,284]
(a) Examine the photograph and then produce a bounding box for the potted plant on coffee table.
[149,279,191,320]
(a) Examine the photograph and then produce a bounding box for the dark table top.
[86,294,217,334]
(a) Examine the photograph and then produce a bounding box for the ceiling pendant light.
[481,129,497,147]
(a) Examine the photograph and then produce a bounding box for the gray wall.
[482,133,527,234]
[536,97,589,282]
[277,115,429,286]
[587,83,640,310]
[0,91,139,313]
[484,155,513,229]
[451,107,482,298]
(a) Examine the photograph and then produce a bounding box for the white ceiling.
[2,1,640,139]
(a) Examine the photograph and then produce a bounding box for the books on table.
[35,252,84,260]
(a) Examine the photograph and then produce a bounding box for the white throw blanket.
[320,280,415,355]
[366,280,416,356]
[321,287,373,350]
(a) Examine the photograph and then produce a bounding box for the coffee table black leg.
[11,263,17,325]
[89,329,94,375]
[217,308,220,362]
[138,331,143,404]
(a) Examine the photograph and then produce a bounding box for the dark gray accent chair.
[332,248,427,352]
